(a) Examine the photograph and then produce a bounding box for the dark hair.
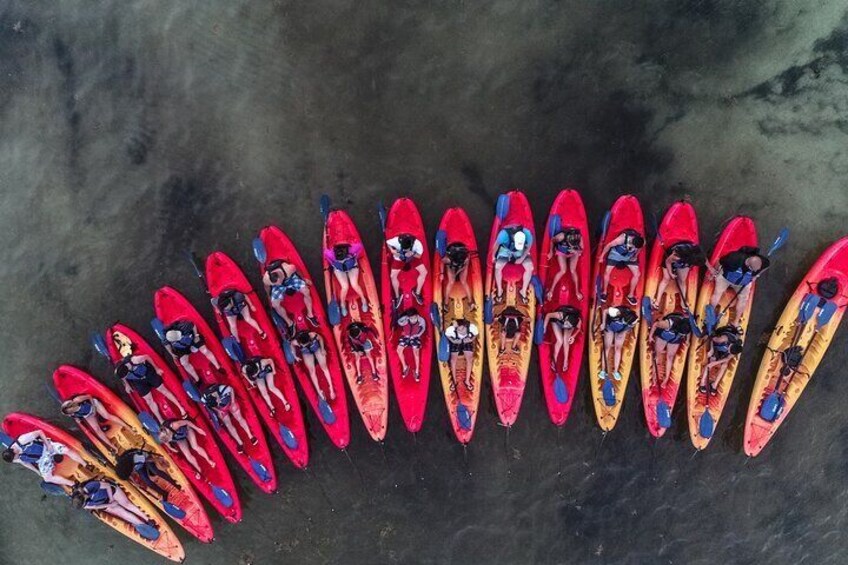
[242,358,261,378]
[668,314,692,335]
[398,234,414,250]
[676,243,707,267]
[564,229,582,248]
[631,235,645,249]
[1,448,14,463]
[114,363,129,379]
[348,325,362,338]
[70,491,86,510]
[333,244,350,260]
[217,289,237,310]
[618,307,638,325]
[400,307,418,318]
[296,331,311,345]
[114,453,135,480]
[817,277,839,300]
[266,259,284,273]
[715,325,744,354]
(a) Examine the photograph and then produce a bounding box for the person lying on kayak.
[493,225,534,303]
[649,312,692,388]
[698,325,744,395]
[162,321,221,383]
[200,384,258,453]
[262,259,319,328]
[116,448,180,502]
[346,322,380,385]
[441,242,476,310]
[71,479,156,531]
[324,242,369,315]
[497,306,525,354]
[654,242,706,309]
[113,343,185,423]
[395,307,426,382]
[709,246,770,324]
[445,318,478,391]
[157,418,216,479]
[2,430,89,487]
[291,330,336,401]
[543,305,582,373]
[547,227,584,301]
[387,233,426,304]
[239,356,291,415]
[599,306,638,381]
[215,289,266,341]
[60,394,126,453]
[599,230,645,306]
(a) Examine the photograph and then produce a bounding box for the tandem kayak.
[536,189,590,427]
[379,197,434,433]
[153,286,277,493]
[744,235,848,456]
[483,190,539,427]
[204,251,310,469]
[588,194,646,432]
[95,323,242,523]
[254,225,351,450]
[320,196,390,441]
[638,201,701,438]
[2,413,185,562]
[686,216,759,450]
[52,365,214,543]
[432,207,485,444]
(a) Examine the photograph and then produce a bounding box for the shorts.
[399,336,421,348]
[128,371,163,397]
[449,341,474,354]
[350,339,374,354]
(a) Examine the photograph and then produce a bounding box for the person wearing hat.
[493,224,535,302]
[386,233,427,305]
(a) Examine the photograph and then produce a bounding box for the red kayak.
[483,190,539,427]
[254,225,351,449]
[97,323,242,523]
[153,286,277,493]
[536,189,590,427]
[320,196,390,441]
[379,197,433,433]
[52,365,214,543]
[638,201,701,438]
[432,207,485,444]
[204,251,309,469]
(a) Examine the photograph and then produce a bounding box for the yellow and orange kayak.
[744,236,848,456]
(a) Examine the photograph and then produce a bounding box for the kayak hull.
[686,216,758,450]
[2,413,185,562]
[484,190,538,427]
[432,207,485,444]
[638,201,700,438]
[588,195,646,432]
[204,251,310,469]
[322,207,390,441]
[104,323,242,523]
[52,365,214,543]
[380,198,434,433]
[536,189,590,427]
[154,286,277,493]
[744,236,848,456]
[256,225,351,449]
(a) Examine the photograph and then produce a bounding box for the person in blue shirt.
[599,306,638,381]
[2,430,89,487]
[493,225,534,303]
[599,229,645,306]
[162,321,222,384]
[648,312,692,388]
[71,479,156,533]
[709,246,769,325]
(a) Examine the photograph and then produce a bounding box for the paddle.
[319,194,343,325]
[278,425,299,450]
[641,296,654,326]
[252,237,267,264]
[430,304,450,363]
[656,401,672,429]
[553,374,569,404]
[317,398,336,425]
[602,378,616,407]
[134,522,161,541]
[532,275,546,345]
[250,458,272,483]
[268,312,298,365]
[137,412,161,437]
[377,201,388,233]
[435,229,447,258]
[548,213,562,238]
[281,340,297,365]
[457,403,473,431]
[161,500,186,520]
[90,332,110,359]
[0,431,13,448]
[211,485,234,508]
[221,336,246,364]
[150,318,167,342]
[698,407,715,440]
[641,295,667,424]
[40,481,67,497]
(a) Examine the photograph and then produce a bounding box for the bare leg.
[219,414,244,445]
[547,255,568,300]
[709,359,732,390]
[271,299,293,326]
[602,265,614,290]
[303,355,325,399]
[154,386,183,416]
[627,264,640,298]
[613,333,626,372]
[569,255,582,300]
[228,404,254,440]
[412,346,421,377]
[83,414,116,450]
[255,380,276,413]
[225,315,240,341]
[458,267,472,303]
[733,285,752,325]
[333,270,351,308]
[602,331,614,374]
[198,346,220,370]
[179,356,201,382]
[449,353,459,389]
[263,372,290,409]
[520,257,533,297]
[347,268,367,304]
[710,277,731,308]
[112,488,149,522]
[364,351,377,378]
[175,441,203,475]
[462,351,474,389]
[655,271,672,308]
[653,340,666,387]
[415,264,427,295]
[396,344,408,373]
[104,505,146,527]
[186,431,215,467]
[299,288,316,317]
[561,329,574,372]
[390,268,401,298]
[142,393,164,422]
[551,326,564,369]
[314,350,335,399]
[240,309,265,337]
[663,343,680,386]
[494,259,506,297]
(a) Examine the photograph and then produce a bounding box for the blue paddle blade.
[221,336,245,364]
[429,303,441,327]
[483,298,493,324]
[0,431,14,448]
[137,412,161,436]
[150,318,166,341]
[599,210,612,241]
[281,340,296,365]
[45,383,61,405]
[553,375,569,404]
[531,275,544,302]
[548,214,562,238]
[496,193,510,221]
[816,300,838,329]
[799,294,818,324]
[270,311,289,336]
[602,379,616,407]
[767,227,790,256]
[641,296,654,326]
[377,201,387,232]
[457,403,473,430]
[687,314,704,338]
[252,237,267,264]
[90,332,110,358]
[250,458,272,483]
[760,391,784,422]
[327,300,341,326]
[435,229,447,257]
[40,481,67,497]
[182,380,201,402]
[699,409,715,439]
[533,318,545,345]
[279,425,298,450]
[648,211,660,240]
[438,333,450,363]
[319,194,331,223]
[162,500,186,520]
[318,398,336,425]
[211,485,234,508]
[594,274,604,301]
[656,401,672,429]
[134,523,161,541]
[705,304,718,335]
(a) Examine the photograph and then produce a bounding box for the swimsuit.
[299,336,322,355]
[70,400,94,419]
[122,360,163,397]
[163,420,189,442]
